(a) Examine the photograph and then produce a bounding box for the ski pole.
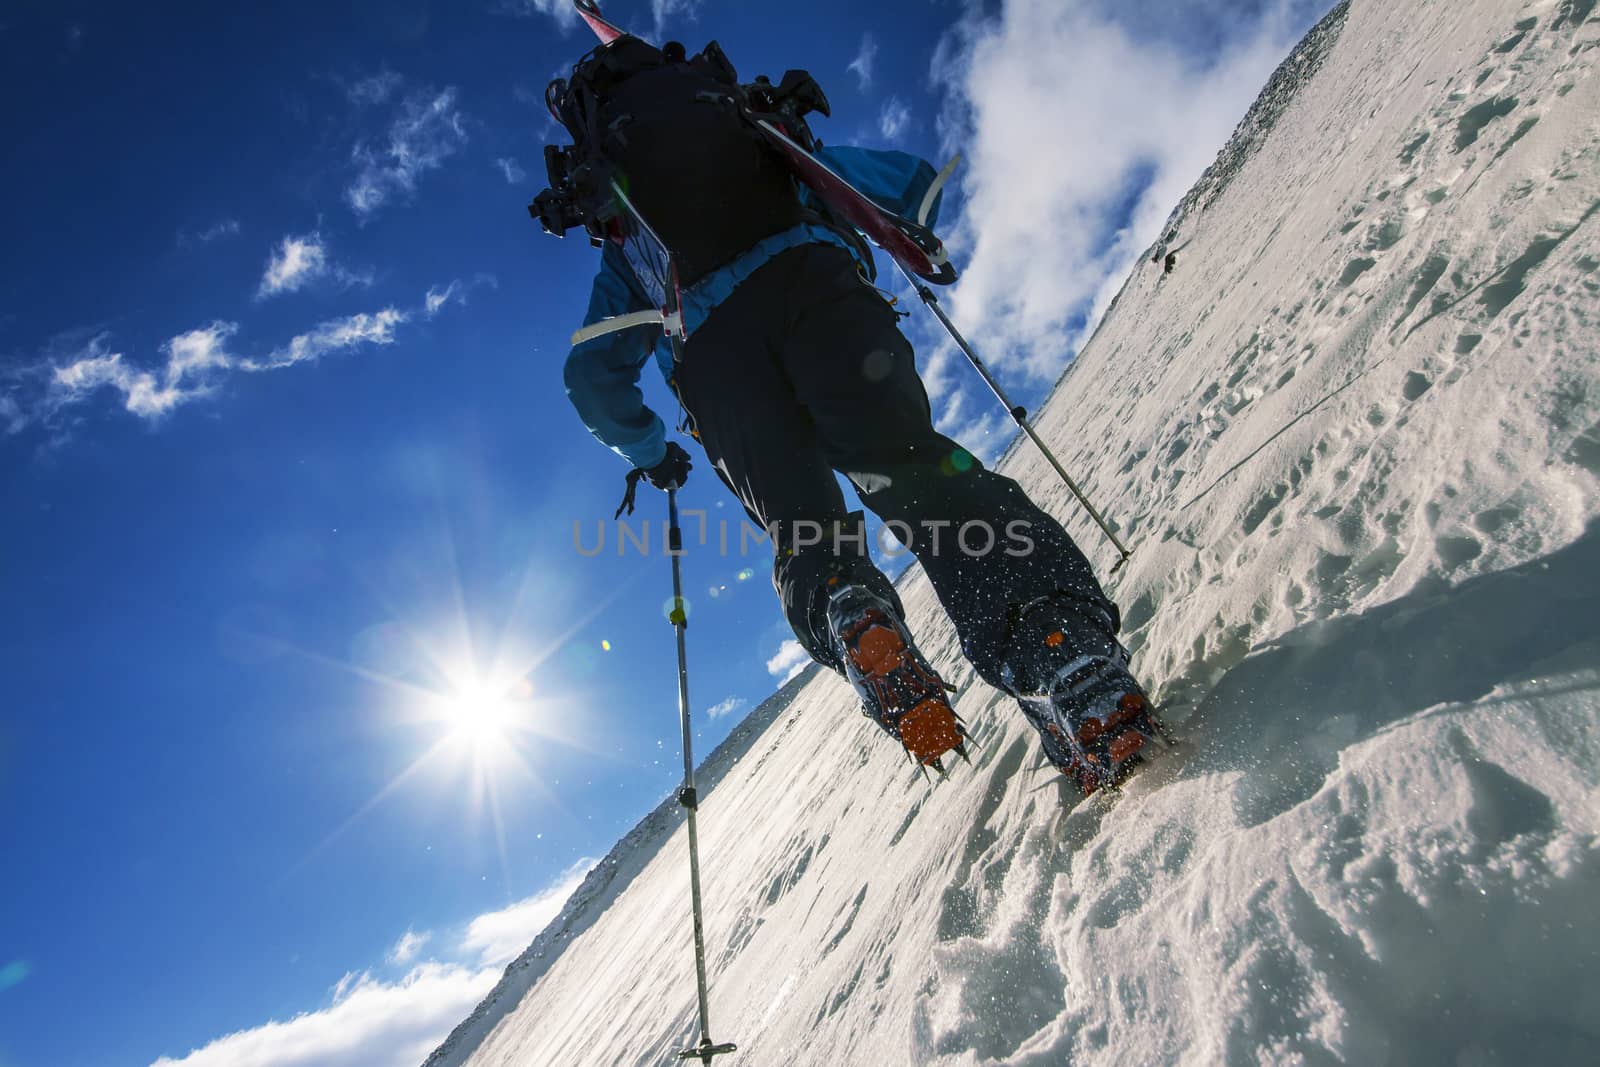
[895,262,1134,572]
[665,487,738,1065]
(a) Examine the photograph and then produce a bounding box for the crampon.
[830,587,969,775]
[1023,657,1164,797]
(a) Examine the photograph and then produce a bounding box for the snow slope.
[430,0,1600,1063]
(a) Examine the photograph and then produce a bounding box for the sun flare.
[447,682,512,745]
[438,673,536,752]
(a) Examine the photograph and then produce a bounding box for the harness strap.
[571,308,673,345]
[918,153,962,228]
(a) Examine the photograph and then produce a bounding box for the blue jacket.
[563,145,945,469]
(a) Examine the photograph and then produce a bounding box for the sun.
[438,672,538,753]
[445,680,513,746]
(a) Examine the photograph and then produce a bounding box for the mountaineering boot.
[826,583,967,771]
[1002,595,1163,796]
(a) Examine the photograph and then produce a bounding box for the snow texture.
[430,0,1600,1063]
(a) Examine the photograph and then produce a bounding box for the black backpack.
[535,37,809,287]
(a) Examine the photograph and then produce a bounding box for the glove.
[614,442,694,519]
[643,441,693,490]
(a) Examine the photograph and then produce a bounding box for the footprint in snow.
[1437,532,1484,570]
[1402,371,1433,401]
[1491,18,1535,56]
[1553,0,1596,31]
[1455,95,1520,152]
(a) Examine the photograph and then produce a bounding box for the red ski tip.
[574,0,625,44]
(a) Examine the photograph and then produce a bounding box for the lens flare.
[442,679,515,749]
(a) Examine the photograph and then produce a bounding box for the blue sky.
[0,1,1330,1064]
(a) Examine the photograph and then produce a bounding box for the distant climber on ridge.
[1152,229,1179,274]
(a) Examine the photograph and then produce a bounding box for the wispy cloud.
[347,70,403,107]
[933,388,1011,466]
[495,157,527,184]
[243,307,406,371]
[180,219,241,246]
[648,0,699,40]
[8,283,466,436]
[878,97,911,142]
[426,274,496,319]
[0,392,24,435]
[258,233,323,298]
[765,640,811,685]
[258,234,327,298]
[47,324,237,422]
[388,928,431,966]
[706,696,747,720]
[256,232,371,300]
[848,34,878,90]
[425,281,461,318]
[461,860,594,967]
[164,323,237,380]
[492,0,580,26]
[149,862,595,1067]
[346,89,468,220]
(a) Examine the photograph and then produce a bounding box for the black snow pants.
[674,243,1116,692]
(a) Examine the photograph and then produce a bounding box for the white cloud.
[461,859,594,967]
[387,928,431,966]
[244,308,406,371]
[148,962,498,1067]
[258,234,328,298]
[163,323,237,380]
[11,286,463,435]
[48,324,237,421]
[765,640,811,685]
[934,387,1012,465]
[346,89,468,220]
[148,862,599,1067]
[926,0,1316,393]
[878,97,911,142]
[706,696,747,720]
[495,157,526,184]
[425,282,461,318]
[257,233,371,300]
[848,34,878,90]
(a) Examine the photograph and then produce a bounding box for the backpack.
[536,37,809,287]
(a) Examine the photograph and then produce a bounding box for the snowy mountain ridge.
[1177,1,1350,218]
[432,0,1600,1062]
